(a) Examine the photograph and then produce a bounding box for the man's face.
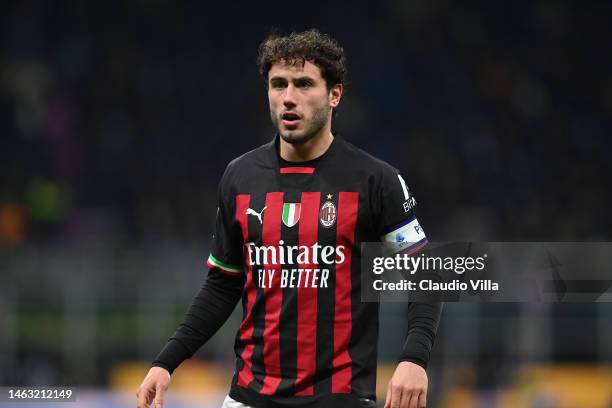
[268,60,341,145]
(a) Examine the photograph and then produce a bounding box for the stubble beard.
[271,104,331,145]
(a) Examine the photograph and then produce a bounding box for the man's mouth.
[281,112,301,127]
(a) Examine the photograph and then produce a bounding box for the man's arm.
[137,267,243,408]
[374,166,443,407]
[385,301,443,408]
[400,301,443,369]
[153,267,244,372]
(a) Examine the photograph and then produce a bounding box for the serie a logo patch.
[319,200,336,228]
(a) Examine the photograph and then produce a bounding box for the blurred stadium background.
[1,0,611,407]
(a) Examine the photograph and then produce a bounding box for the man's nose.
[283,84,297,108]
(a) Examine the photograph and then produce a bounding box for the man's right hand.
[136,366,171,408]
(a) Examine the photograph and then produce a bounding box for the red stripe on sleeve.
[235,194,256,389]
[280,167,315,174]
[259,192,284,395]
[332,192,358,393]
[294,192,321,396]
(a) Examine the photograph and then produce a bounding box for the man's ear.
[329,83,343,108]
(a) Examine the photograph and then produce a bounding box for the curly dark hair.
[257,29,347,90]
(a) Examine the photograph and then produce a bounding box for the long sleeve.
[399,302,443,369]
[152,267,245,374]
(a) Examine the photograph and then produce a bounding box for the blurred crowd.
[1,0,610,247]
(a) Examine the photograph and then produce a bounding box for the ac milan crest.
[319,200,337,228]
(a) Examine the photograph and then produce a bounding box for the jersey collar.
[268,132,340,175]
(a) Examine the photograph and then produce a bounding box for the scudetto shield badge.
[282,203,301,227]
[319,201,337,228]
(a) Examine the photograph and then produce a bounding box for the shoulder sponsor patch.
[397,174,417,213]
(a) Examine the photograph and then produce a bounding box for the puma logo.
[246,206,267,224]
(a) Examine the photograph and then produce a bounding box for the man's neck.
[279,130,334,162]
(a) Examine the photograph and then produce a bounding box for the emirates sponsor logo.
[245,240,346,266]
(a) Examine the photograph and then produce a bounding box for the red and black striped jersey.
[206,135,427,408]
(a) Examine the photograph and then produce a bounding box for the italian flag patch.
[282,203,301,227]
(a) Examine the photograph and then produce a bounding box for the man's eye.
[297,82,312,88]
[272,82,286,89]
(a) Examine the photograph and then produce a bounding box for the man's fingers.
[384,381,392,408]
[136,390,148,408]
[136,385,153,408]
[390,383,402,408]
[418,390,427,408]
[386,385,427,408]
[136,388,144,408]
[398,389,410,408]
[397,388,410,408]
[406,388,417,408]
[384,382,392,408]
[154,383,167,408]
[136,368,172,408]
